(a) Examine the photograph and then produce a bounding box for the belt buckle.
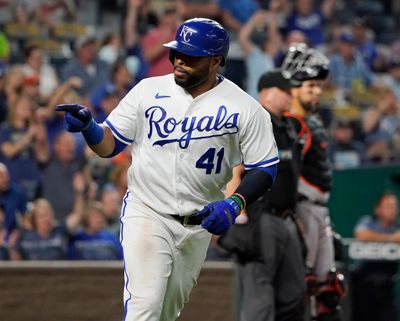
[183,216,190,226]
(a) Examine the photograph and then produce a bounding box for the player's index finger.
[55,104,83,112]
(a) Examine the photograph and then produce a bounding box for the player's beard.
[174,65,210,90]
[299,97,318,113]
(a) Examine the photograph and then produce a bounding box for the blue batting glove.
[55,104,93,132]
[197,197,241,235]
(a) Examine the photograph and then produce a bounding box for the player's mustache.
[174,66,188,74]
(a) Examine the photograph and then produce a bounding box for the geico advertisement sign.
[349,241,400,260]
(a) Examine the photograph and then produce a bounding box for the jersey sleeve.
[103,83,140,145]
[354,216,373,233]
[240,108,279,170]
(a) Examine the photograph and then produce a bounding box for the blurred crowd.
[0,0,399,261]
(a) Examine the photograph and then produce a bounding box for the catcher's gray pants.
[237,214,305,321]
[296,199,334,278]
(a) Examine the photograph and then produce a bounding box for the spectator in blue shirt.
[69,202,122,260]
[18,198,70,260]
[351,17,379,70]
[218,0,259,89]
[285,0,336,47]
[328,31,374,93]
[351,192,400,321]
[0,202,19,260]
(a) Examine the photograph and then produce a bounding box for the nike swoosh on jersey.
[155,93,171,99]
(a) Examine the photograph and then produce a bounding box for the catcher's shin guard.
[314,268,346,321]
[305,267,318,297]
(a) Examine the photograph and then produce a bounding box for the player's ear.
[211,56,223,68]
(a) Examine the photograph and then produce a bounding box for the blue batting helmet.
[163,18,229,66]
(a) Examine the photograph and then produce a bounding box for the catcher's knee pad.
[315,268,346,319]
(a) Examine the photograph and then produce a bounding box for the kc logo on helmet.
[180,26,196,43]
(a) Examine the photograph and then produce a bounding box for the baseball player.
[282,44,345,321]
[55,18,279,321]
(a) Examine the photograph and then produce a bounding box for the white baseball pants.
[120,192,211,321]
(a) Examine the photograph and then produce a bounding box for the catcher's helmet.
[163,18,229,66]
[281,43,329,81]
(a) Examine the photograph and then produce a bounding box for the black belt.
[171,214,203,226]
[267,206,294,219]
[298,194,326,206]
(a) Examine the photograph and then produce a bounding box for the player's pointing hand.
[55,104,93,133]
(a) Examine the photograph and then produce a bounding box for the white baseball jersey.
[104,73,278,216]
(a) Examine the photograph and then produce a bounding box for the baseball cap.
[257,70,301,92]
[339,32,355,44]
[75,35,97,49]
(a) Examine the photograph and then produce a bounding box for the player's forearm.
[234,166,277,207]
[355,230,395,242]
[225,164,245,197]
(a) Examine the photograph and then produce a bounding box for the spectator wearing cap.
[351,17,380,70]
[90,60,135,123]
[21,43,59,104]
[219,69,305,321]
[61,35,110,98]
[328,31,374,93]
[330,119,365,169]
